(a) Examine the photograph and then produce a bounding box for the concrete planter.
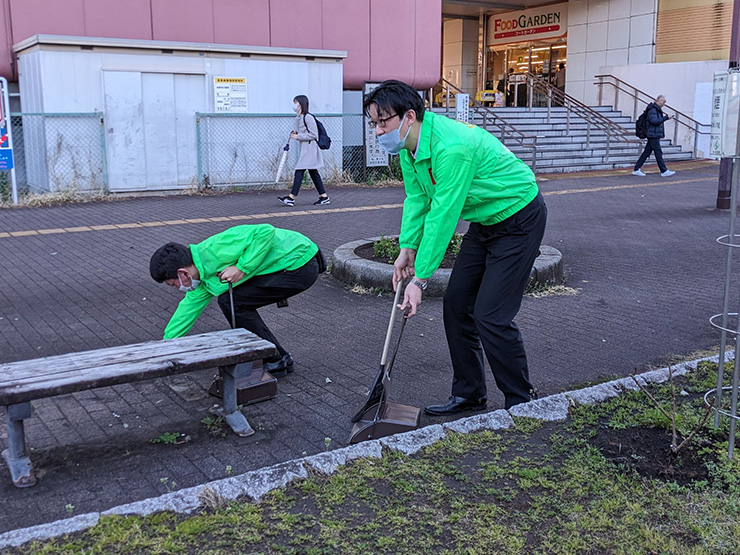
[331,237,563,298]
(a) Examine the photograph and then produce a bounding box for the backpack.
[635,106,650,139]
[304,114,331,150]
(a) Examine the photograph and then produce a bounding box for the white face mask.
[178,274,200,292]
[377,112,411,155]
[293,103,301,114]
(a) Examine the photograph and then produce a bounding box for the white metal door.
[103,71,146,191]
[104,71,205,191]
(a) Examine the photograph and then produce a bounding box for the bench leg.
[2,403,36,488]
[210,365,255,438]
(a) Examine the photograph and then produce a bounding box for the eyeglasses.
[368,113,400,129]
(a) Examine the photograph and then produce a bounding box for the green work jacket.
[398,111,539,279]
[164,224,318,339]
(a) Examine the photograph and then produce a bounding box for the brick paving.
[0,161,732,533]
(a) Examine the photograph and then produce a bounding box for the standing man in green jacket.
[364,80,547,414]
[149,224,321,376]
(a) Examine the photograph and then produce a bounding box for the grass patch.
[8,363,740,554]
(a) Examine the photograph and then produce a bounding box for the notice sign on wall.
[214,77,248,113]
[488,3,568,46]
[363,82,389,168]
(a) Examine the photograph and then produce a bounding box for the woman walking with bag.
[278,95,330,206]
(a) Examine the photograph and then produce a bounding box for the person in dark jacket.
[633,95,676,177]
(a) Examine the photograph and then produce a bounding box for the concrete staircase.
[435,106,693,174]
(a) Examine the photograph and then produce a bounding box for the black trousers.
[443,193,547,409]
[217,257,319,359]
[634,137,667,173]
[291,169,326,197]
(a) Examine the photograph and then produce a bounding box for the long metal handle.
[379,286,403,366]
[228,282,236,329]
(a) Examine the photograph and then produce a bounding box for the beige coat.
[294,113,324,170]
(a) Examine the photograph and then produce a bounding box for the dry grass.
[526,284,580,298]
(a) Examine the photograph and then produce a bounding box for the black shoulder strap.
[303,114,317,140]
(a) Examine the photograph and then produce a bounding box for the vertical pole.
[614,82,619,113]
[717,0,740,209]
[633,93,639,122]
[673,113,679,146]
[99,114,109,193]
[597,76,603,106]
[714,160,739,427]
[196,114,203,189]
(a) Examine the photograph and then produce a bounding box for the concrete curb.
[0,352,727,549]
[330,237,563,297]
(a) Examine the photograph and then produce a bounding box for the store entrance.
[484,40,566,108]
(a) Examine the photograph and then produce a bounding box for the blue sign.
[0,127,7,148]
[0,148,14,170]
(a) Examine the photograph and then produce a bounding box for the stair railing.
[594,74,710,158]
[437,78,539,173]
[525,72,640,163]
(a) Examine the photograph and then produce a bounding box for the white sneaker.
[661,170,676,177]
[632,169,646,176]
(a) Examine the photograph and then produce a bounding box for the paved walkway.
[0,160,730,533]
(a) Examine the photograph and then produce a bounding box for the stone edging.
[331,237,563,297]
[0,352,724,549]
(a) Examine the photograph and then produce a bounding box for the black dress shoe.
[424,395,487,416]
[262,353,294,378]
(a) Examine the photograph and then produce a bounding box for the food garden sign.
[487,3,568,46]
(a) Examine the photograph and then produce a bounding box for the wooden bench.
[0,328,276,488]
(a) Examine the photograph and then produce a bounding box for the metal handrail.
[525,72,639,163]
[594,74,710,158]
[435,78,539,173]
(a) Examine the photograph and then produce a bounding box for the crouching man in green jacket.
[149,224,321,376]
[364,80,547,414]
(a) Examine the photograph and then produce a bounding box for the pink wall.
[0,0,441,89]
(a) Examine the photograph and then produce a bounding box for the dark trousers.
[443,194,547,409]
[291,169,326,197]
[634,138,667,173]
[217,258,319,359]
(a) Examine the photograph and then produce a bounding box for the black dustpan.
[349,285,420,443]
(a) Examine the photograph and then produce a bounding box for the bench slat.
[0,329,267,383]
[0,330,277,405]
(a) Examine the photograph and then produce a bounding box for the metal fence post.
[98,113,109,193]
[596,76,603,106]
[531,136,537,174]
[195,114,203,189]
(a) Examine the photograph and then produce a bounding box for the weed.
[149,432,186,445]
[201,415,227,438]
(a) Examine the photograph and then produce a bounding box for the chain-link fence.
[0,111,402,204]
[195,113,399,190]
[0,112,107,204]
